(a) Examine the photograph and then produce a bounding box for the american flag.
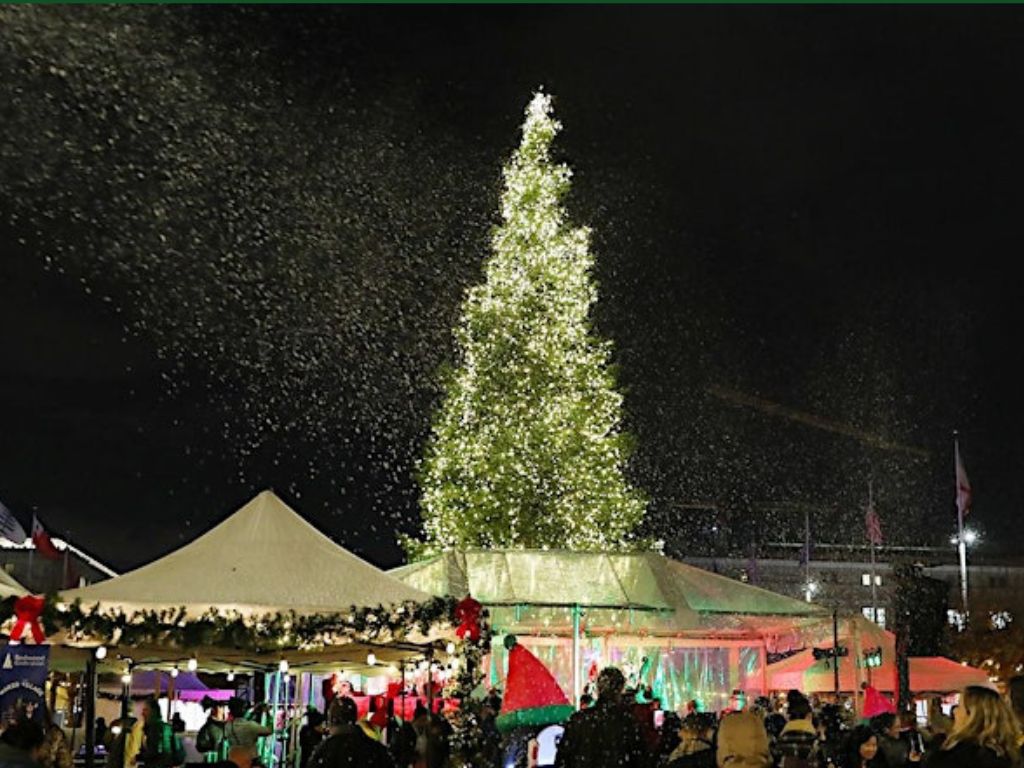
[865,502,883,546]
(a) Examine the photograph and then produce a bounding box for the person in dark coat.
[773,693,820,767]
[553,667,651,768]
[870,713,908,768]
[390,705,427,768]
[923,686,1021,768]
[298,709,325,768]
[840,726,885,768]
[0,719,45,768]
[138,698,174,768]
[657,712,683,761]
[306,698,394,768]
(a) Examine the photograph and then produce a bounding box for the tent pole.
[426,648,435,715]
[571,604,581,708]
[400,662,406,723]
[84,656,97,768]
[832,609,840,697]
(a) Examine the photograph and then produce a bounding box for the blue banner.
[0,644,50,725]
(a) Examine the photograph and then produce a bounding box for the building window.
[862,606,886,627]
[948,609,967,631]
[861,573,882,586]
[991,611,1013,630]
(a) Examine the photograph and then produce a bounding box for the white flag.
[0,500,28,544]
[955,441,972,518]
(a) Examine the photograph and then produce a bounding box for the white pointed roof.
[61,490,430,616]
[0,567,26,600]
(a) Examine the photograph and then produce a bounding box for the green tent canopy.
[391,549,828,711]
[390,549,824,636]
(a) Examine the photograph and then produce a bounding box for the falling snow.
[0,6,977,566]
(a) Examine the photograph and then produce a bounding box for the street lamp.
[804,580,819,603]
[951,528,979,617]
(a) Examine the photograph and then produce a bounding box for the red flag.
[865,502,883,546]
[31,517,61,560]
[955,441,972,518]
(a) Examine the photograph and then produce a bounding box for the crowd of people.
[165,668,1024,768]
[0,704,73,768]
[187,695,453,768]
[2,671,1022,768]
[548,669,1024,768]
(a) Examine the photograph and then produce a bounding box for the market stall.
[766,639,990,695]
[1,492,477,768]
[391,548,827,711]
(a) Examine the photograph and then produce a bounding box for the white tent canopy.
[0,567,26,600]
[61,490,430,617]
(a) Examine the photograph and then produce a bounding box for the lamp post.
[804,579,819,604]
[950,528,978,619]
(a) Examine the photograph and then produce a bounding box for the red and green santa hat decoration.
[495,635,575,732]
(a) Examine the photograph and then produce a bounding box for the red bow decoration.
[454,595,482,641]
[10,595,46,644]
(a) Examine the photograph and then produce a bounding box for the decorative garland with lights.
[0,594,459,652]
[446,598,497,767]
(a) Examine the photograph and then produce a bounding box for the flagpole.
[869,479,878,624]
[28,514,35,586]
[804,508,811,601]
[955,435,969,617]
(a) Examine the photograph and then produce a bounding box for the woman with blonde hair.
[924,686,1022,768]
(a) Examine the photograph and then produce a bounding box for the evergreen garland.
[1,593,458,652]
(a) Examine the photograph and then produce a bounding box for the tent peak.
[60,490,431,616]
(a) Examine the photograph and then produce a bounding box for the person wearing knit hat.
[496,636,575,732]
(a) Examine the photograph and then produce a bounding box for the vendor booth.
[392,548,829,712]
[1,492,470,768]
[767,647,990,695]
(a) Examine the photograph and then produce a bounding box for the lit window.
[991,611,1013,630]
[948,609,966,631]
[861,574,871,586]
[875,575,882,586]
[862,607,886,627]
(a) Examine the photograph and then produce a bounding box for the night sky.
[1,6,1022,573]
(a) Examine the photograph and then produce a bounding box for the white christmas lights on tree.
[414,90,647,554]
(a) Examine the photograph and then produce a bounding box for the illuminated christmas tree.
[413,91,647,553]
